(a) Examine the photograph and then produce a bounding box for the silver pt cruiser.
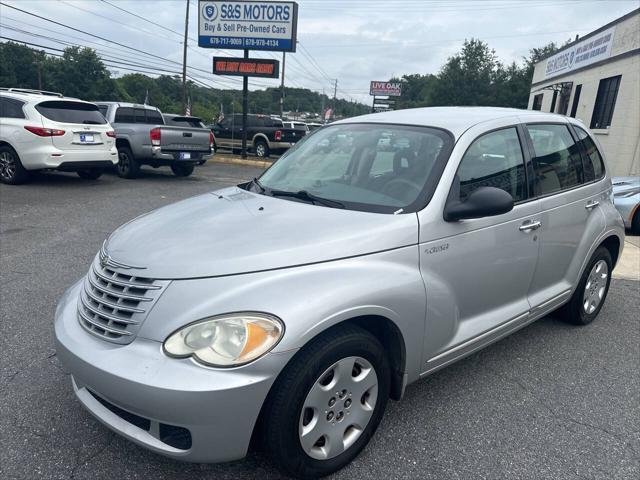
[55,107,625,478]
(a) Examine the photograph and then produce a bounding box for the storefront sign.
[370,81,402,96]
[199,1,298,52]
[544,26,616,79]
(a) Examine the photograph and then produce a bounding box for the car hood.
[103,187,418,279]
[612,176,640,194]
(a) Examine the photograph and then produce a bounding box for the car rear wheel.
[261,324,390,478]
[170,164,194,177]
[559,246,612,325]
[0,145,30,185]
[254,140,269,158]
[76,169,102,180]
[117,146,139,179]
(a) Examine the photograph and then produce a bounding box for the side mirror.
[444,186,514,222]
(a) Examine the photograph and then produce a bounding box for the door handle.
[519,220,542,232]
[585,200,600,210]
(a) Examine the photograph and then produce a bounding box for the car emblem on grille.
[99,242,146,270]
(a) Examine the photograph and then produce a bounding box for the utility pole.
[332,79,338,108]
[181,0,190,114]
[280,52,286,119]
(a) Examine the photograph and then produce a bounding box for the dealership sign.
[213,57,279,78]
[544,26,616,79]
[370,81,402,96]
[199,1,298,52]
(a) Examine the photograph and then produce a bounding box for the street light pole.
[181,0,190,114]
[280,52,286,119]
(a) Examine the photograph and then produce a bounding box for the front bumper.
[54,280,297,463]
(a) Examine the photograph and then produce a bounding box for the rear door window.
[575,126,605,181]
[0,97,25,118]
[114,107,135,123]
[97,105,108,119]
[134,108,146,124]
[525,124,584,195]
[145,109,163,125]
[455,127,527,202]
[35,101,106,124]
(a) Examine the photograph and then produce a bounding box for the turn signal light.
[274,130,282,141]
[24,126,65,137]
[150,127,161,146]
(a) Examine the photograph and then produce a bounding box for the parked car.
[162,114,214,165]
[0,88,117,184]
[612,176,640,233]
[211,113,301,157]
[282,120,310,136]
[55,107,624,479]
[306,122,323,132]
[95,102,213,178]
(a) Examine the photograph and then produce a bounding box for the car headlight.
[163,313,284,367]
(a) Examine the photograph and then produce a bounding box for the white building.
[528,9,639,176]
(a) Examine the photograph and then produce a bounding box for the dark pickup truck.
[211,114,304,157]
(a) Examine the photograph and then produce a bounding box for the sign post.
[198,1,298,158]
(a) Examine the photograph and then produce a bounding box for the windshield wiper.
[250,177,266,193]
[269,189,345,209]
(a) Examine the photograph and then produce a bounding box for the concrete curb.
[613,238,640,281]
[208,155,273,169]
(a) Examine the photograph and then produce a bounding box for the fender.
[137,246,427,383]
[252,132,269,147]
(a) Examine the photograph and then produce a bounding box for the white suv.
[0,88,118,184]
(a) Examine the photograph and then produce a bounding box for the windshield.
[256,123,453,213]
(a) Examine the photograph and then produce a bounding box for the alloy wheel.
[583,259,609,314]
[256,144,266,157]
[0,151,17,180]
[299,356,378,460]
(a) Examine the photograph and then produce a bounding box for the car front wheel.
[76,169,102,180]
[261,324,390,478]
[170,164,194,177]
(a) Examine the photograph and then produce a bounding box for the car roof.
[95,101,159,110]
[334,106,574,138]
[0,89,85,103]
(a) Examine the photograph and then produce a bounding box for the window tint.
[134,108,146,123]
[575,126,605,181]
[455,128,526,203]
[164,116,203,128]
[35,101,106,124]
[590,75,621,129]
[114,107,135,123]
[97,105,108,118]
[526,124,584,195]
[0,97,25,118]
[145,109,163,125]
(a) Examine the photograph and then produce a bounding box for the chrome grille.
[77,257,168,344]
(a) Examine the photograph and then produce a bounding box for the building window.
[532,94,543,111]
[570,84,582,118]
[590,75,621,129]
[550,90,558,113]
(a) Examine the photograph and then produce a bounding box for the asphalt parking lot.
[1,162,638,480]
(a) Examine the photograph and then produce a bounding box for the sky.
[1,0,638,105]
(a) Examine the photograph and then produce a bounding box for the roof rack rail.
[0,87,64,98]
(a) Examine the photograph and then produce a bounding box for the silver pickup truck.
[96,102,213,178]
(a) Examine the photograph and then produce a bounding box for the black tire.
[170,164,194,177]
[254,140,270,158]
[0,145,30,185]
[116,146,139,179]
[76,169,102,180]
[558,246,612,325]
[262,324,390,479]
[632,210,640,235]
